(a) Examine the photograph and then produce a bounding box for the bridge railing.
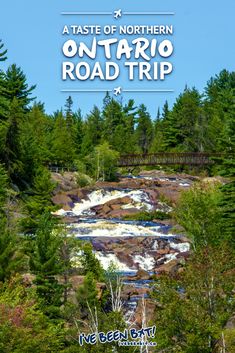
[117,152,226,167]
[47,153,230,172]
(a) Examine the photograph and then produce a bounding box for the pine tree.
[204,71,235,242]
[0,165,24,282]
[51,111,76,165]
[80,243,104,281]
[121,99,138,153]
[4,98,24,180]
[0,164,7,211]
[20,103,52,183]
[164,88,204,151]
[29,214,63,318]
[22,166,57,234]
[81,106,103,156]
[219,88,235,242]
[102,98,125,149]
[151,106,165,152]
[135,104,153,153]
[74,108,83,154]
[0,70,10,163]
[65,95,73,118]
[1,64,36,109]
[77,272,99,319]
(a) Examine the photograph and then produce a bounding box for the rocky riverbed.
[51,170,202,326]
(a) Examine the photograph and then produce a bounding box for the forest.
[0,38,235,352]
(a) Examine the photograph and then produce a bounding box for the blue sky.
[0,0,235,118]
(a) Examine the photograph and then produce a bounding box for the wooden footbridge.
[117,152,226,167]
[48,153,228,172]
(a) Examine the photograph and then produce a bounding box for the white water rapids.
[55,188,153,217]
[55,184,190,272]
[69,219,174,238]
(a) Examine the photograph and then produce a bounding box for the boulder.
[102,204,111,214]
[116,251,135,268]
[156,259,182,275]
[106,196,132,206]
[51,172,78,192]
[110,204,122,211]
[135,269,150,280]
[52,193,74,210]
[107,208,140,219]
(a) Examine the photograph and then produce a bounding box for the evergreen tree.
[74,108,83,154]
[0,228,24,283]
[4,98,24,180]
[59,231,79,305]
[81,106,103,156]
[135,104,153,153]
[77,272,99,319]
[164,88,204,151]
[20,103,52,183]
[121,99,138,153]
[219,88,235,242]
[80,243,104,281]
[1,64,36,109]
[65,95,73,118]
[0,165,24,282]
[51,111,76,165]
[29,214,63,318]
[102,97,125,149]
[0,164,8,211]
[22,166,56,233]
[151,106,165,152]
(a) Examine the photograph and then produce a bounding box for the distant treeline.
[1,45,235,187]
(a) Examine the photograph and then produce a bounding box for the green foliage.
[0,44,235,352]
[0,166,25,282]
[0,228,25,283]
[20,103,52,182]
[22,166,57,233]
[152,244,235,352]
[0,164,8,210]
[4,98,24,180]
[123,210,170,221]
[51,111,76,165]
[81,106,103,156]
[77,272,99,318]
[29,214,64,318]
[0,276,66,352]
[87,142,119,181]
[79,243,104,281]
[220,179,235,243]
[76,172,93,188]
[135,104,153,153]
[1,64,36,109]
[175,182,223,248]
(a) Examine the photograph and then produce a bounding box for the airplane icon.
[114,9,122,19]
[114,87,122,96]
